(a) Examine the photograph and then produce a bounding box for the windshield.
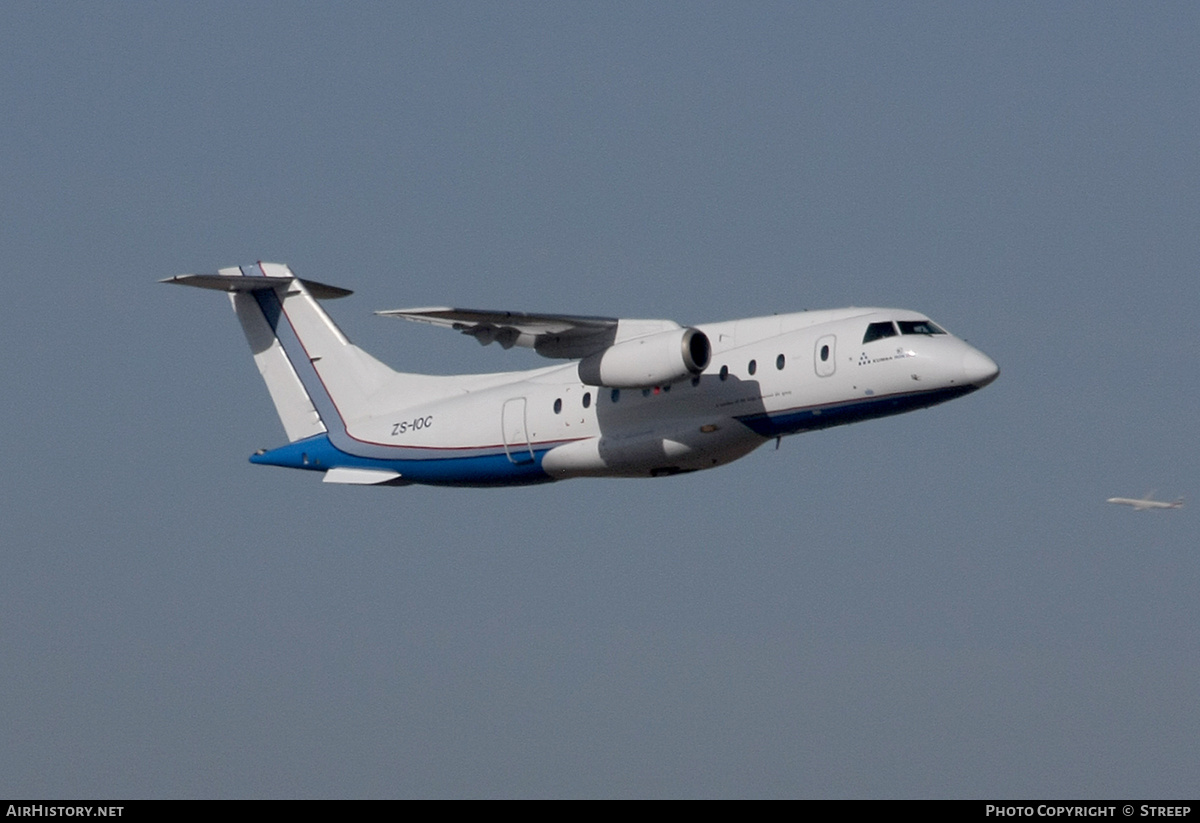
[898,319,946,336]
[862,321,898,344]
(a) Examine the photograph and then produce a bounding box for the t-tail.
[162,262,398,443]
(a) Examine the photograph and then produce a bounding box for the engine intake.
[577,328,711,388]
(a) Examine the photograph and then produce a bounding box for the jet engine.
[577,327,711,388]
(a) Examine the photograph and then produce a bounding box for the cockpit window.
[898,320,946,336]
[863,321,898,344]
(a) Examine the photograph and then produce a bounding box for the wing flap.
[377,307,681,359]
[378,307,620,358]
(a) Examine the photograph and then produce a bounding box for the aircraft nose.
[962,347,999,388]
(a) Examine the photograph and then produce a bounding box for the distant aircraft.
[1106,493,1184,511]
[164,262,1000,487]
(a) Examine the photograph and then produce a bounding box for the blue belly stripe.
[250,435,555,486]
[735,385,978,437]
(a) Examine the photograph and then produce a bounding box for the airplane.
[1106,493,1184,511]
[163,262,1000,487]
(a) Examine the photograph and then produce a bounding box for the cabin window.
[582,392,591,409]
[553,398,562,414]
[776,353,785,370]
[898,319,946,336]
[820,344,830,362]
[863,321,898,344]
[748,359,757,375]
[719,365,729,381]
[611,389,620,403]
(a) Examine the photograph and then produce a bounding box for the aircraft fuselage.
[245,300,999,485]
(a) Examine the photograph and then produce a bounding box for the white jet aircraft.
[1106,493,1184,511]
[164,262,1000,487]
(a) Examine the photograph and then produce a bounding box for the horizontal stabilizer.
[162,273,353,299]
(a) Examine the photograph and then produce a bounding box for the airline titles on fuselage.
[858,347,917,367]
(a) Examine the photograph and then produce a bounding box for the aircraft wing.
[377,307,680,359]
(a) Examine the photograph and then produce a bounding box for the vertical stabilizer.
[230,282,325,442]
[164,262,399,442]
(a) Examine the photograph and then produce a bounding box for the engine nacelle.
[577,327,711,388]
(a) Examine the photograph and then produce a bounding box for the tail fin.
[164,262,398,442]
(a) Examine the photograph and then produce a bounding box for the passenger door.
[501,398,534,464]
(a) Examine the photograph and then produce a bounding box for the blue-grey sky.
[2,2,1197,798]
